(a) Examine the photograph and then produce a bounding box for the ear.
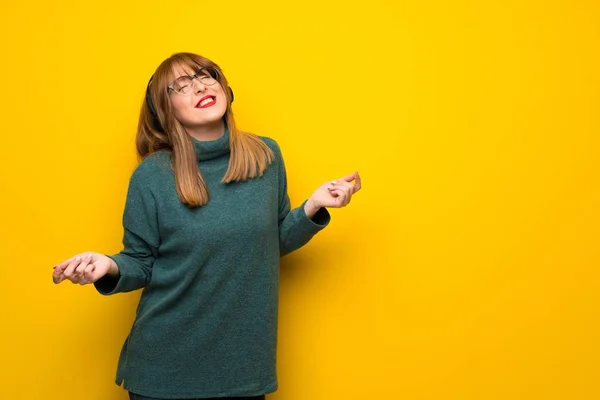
[228,86,234,103]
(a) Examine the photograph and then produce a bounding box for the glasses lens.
[172,76,194,95]
[170,68,219,95]
[198,67,218,86]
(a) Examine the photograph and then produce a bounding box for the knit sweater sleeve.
[273,140,331,257]
[94,163,160,295]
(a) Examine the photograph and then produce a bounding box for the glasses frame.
[167,67,219,96]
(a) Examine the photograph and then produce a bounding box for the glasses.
[167,67,219,96]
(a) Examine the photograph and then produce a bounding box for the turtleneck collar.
[190,125,231,162]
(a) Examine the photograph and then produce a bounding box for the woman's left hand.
[305,172,362,215]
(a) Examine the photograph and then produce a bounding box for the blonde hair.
[136,52,274,207]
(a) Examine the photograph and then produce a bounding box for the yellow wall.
[1,1,598,399]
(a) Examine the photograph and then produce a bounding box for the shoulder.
[129,151,172,188]
[256,135,283,159]
[257,135,279,149]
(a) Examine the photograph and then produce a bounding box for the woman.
[52,52,361,400]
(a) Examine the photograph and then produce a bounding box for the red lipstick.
[196,95,216,109]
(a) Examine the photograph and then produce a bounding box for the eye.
[173,76,193,91]
[206,68,219,80]
[197,68,219,85]
[197,67,218,80]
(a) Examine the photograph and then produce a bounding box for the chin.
[190,109,227,125]
[205,110,227,123]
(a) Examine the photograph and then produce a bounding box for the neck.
[186,119,226,142]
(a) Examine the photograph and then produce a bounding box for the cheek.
[171,97,193,120]
[217,96,229,113]
[213,85,228,108]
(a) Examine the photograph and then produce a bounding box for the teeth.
[199,97,214,107]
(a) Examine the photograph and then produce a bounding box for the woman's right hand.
[52,252,118,285]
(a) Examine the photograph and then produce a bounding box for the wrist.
[107,258,120,278]
[304,198,321,219]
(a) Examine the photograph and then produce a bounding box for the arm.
[94,169,160,295]
[276,144,331,257]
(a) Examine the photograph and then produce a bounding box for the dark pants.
[129,393,265,400]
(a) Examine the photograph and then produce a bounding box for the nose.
[193,78,207,93]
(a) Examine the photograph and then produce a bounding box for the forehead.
[168,62,200,81]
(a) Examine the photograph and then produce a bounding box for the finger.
[328,184,353,202]
[54,254,83,274]
[328,188,342,197]
[81,263,97,284]
[57,273,68,284]
[337,171,359,183]
[83,261,95,275]
[336,190,351,206]
[330,181,354,193]
[54,264,67,275]
[353,173,362,192]
[54,254,81,270]
[52,269,65,284]
[57,252,94,267]
[329,189,347,204]
[63,272,81,284]
[63,257,83,278]
[70,276,82,285]
[74,256,92,277]
[89,265,105,283]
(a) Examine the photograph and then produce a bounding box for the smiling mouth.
[196,96,216,108]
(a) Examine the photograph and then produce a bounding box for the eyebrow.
[175,68,206,80]
[175,72,193,79]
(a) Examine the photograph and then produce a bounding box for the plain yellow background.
[1,0,598,399]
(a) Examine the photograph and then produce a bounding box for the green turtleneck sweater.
[94,128,330,398]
